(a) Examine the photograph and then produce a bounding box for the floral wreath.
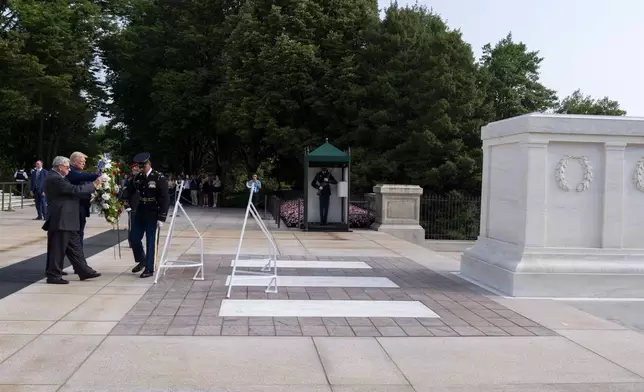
[91,152,124,225]
[555,155,593,192]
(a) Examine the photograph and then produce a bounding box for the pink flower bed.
[279,198,375,228]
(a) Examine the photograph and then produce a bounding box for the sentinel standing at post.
[127,153,169,278]
[311,167,337,225]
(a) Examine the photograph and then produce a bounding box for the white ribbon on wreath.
[555,155,593,192]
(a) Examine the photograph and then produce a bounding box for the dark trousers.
[46,230,92,278]
[79,215,87,249]
[319,194,330,224]
[35,193,47,218]
[127,211,134,247]
[129,216,160,273]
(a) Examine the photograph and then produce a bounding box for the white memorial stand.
[154,180,204,284]
[226,185,279,298]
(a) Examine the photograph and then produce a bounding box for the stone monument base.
[371,223,425,245]
[368,184,425,245]
[462,237,644,298]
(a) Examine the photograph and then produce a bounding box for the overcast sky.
[379,0,644,116]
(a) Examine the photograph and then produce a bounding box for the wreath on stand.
[90,152,124,258]
[555,155,593,192]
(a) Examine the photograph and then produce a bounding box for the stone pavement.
[1,207,644,391]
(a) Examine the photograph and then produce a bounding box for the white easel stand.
[154,180,204,284]
[226,186,279,298]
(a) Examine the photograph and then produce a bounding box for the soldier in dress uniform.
[311,167,337,225]
[127,153,169,278]
[120,164,141,249]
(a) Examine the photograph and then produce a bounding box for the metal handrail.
[0,181,27,211]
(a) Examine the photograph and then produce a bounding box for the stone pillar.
[371,184,425,244]
[461,113,644,298]
[602,142,626,248]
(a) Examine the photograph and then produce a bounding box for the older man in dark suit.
[43,156,105,284]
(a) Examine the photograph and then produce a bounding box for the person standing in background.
[190,175,199,206]
[213,175,222,207]
[30,160,48,220]
[14,168,28,183]
[182,175,191,205]
[202,176,213,207]
[246,174,261,205]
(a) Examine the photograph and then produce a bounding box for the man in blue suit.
[30,160,48,220]
[67,152,100,248]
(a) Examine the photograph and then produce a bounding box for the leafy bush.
[279,198,375,228]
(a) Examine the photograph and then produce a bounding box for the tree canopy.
[0,0,628,193]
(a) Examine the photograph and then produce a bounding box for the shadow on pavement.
[0,229,128,300]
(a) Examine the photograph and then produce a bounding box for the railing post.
[7,184,13,212]
[1,184,4,211]
[298,199,301,229]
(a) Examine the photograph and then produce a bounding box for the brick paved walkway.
[111,255,556,337]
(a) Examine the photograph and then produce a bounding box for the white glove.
[157,221,163,229]
[319,186,323,190]
[324,177,328,182]
[125,207,132,212]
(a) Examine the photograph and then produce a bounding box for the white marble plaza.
[2,206,644,391]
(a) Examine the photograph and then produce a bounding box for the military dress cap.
[133,152,151,163]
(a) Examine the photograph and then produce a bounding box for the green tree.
[0,0,106,168]
[218,0,377,182]
[101,0,239,173]
[479,33,557,121]
[554,89,626,116]
[351,4,488,194]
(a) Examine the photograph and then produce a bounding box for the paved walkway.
[1,206,644,391]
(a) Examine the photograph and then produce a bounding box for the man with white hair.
[42,156,105,284]
[68,151,100,248]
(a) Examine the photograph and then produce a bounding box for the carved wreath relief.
[634,157,644,193]
[555,155,593,192]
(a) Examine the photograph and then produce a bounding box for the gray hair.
[70,151,87,164]
[52,156,70,168]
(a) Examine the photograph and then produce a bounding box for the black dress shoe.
[47,277,69,284]
[78,271,101,281]
[62,271,68,276]
[132,263,144,273]
[140,271,153,278]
